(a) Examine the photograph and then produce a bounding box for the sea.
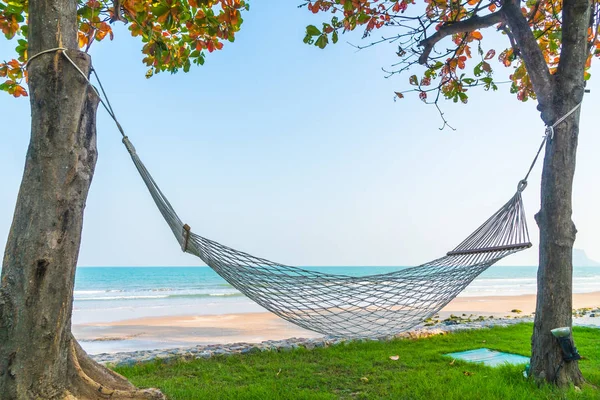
[72,266,600,325]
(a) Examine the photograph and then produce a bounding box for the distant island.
[573,248,600,267]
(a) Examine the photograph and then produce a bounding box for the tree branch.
[499,23,520,57]
[502,0,554,117]
[528,0,542,23]
[587,3,599,56]
[418,11,505,64]
[556,0,592,91]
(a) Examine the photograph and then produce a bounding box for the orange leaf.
[471,31,483,40]
[13,85,28,97]
[78,32,88,49]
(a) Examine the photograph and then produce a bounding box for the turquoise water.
[72,266,600,324]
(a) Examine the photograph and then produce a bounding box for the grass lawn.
[114,324,599,399]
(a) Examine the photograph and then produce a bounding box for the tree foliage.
[300,0,600,106]
[0,0,249,96]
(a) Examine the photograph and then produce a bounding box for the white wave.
[208,292,242,297]
[74,290,106,294]
[76,295,170,301]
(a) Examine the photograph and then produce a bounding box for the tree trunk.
[0,0,164,398]
[531,96,584,386]
[530,0,590,386]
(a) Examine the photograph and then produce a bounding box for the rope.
[520,101,583,187]
[521,135,547,185]
[546,101,582,139]
[25,47,127,138]
[91,67,127,138]
[24,47,67,69]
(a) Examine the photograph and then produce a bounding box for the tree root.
[64,336,166,399]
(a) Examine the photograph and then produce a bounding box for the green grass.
[114,324,599,400]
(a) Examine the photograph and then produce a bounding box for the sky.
[1,2,598,267]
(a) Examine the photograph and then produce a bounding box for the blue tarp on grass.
[444,348,530,367]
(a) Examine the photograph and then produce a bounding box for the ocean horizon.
[72,265,600,325]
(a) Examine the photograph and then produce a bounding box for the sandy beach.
[74,291,600,354]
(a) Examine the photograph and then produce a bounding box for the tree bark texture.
[0,0,164,398]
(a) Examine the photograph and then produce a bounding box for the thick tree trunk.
[529,0,590,386]
[531,97,584,386]
[0,0,164,398]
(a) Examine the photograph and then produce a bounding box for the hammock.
[121,136,532,337]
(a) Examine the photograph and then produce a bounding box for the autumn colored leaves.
[301,0,600,104]
[0,0,248,96]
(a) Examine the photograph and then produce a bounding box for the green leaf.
[315,34,328,49]
[5,4,23,14]
[409,75,418,85]
[306,25,321,36]
[332,31,338,44]
[432,61,444,70]
[357,13,370,24]
[151,4,169,17]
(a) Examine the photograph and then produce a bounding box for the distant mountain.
[573,248,600,267]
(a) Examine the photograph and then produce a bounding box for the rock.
[213,348,232,356]
[278,344,293,352]
[303,342,316,350]
[241,346,260,354]
[196,351,212,359]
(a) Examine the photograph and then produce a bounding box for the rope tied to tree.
[521,100,583,184]
[546,101,583,140]
[25,47,127,138]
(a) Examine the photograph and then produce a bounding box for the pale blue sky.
[1,2,598,266]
